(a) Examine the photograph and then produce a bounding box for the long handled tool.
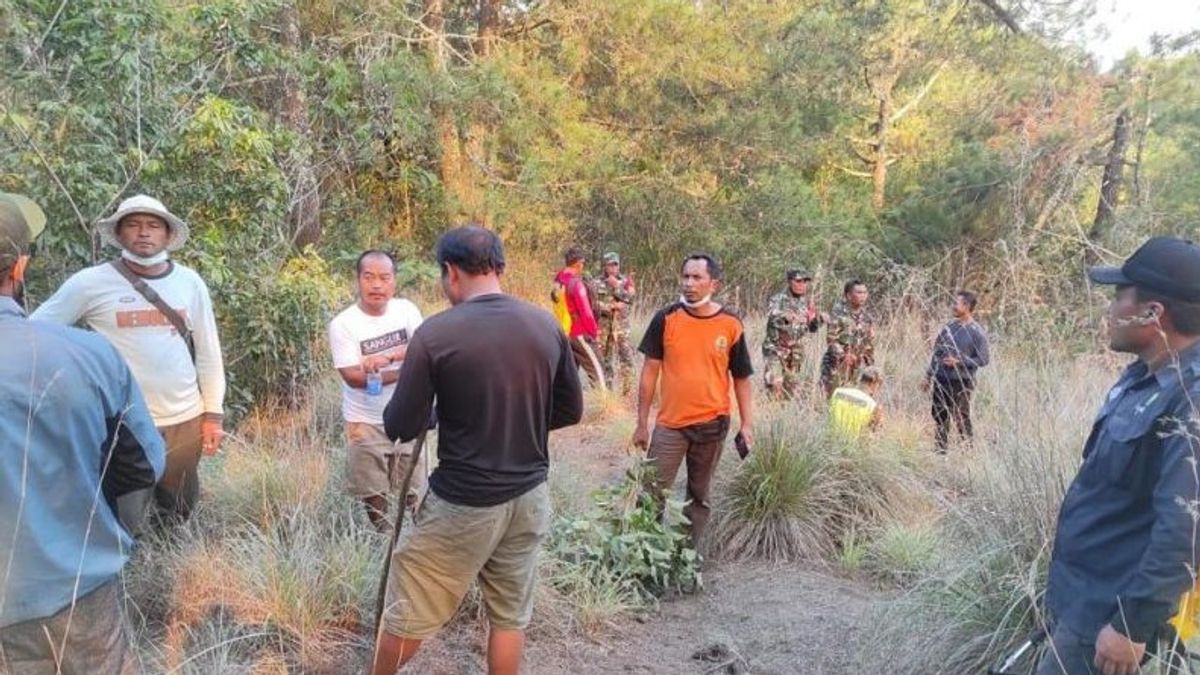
[988,628,1044,675]
[373,428,429,630]
[575,336,608,392]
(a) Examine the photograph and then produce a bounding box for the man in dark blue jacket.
[1039,237,1200,675]
[923,290,990,451]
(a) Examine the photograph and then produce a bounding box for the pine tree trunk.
[424,0,469,222]
[279,1,320,247]
[872,94,892,210]
[461,0,501,226]
[1090,108,1131,242]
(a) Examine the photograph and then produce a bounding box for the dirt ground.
[524,562,875,675]
[396,423,882,675]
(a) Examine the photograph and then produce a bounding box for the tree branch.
[975,0,1022,34]
[889,64,945,124]
[836,165,873,179]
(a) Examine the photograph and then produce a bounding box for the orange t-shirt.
[638,303,754,429]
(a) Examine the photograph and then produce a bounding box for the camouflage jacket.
[763,291,820,350]
[826,301,875,356]
[594,274,635,322]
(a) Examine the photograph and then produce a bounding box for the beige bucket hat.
[96,194,189,251]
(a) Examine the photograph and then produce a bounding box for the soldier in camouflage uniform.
[821,279,876,397]
[762,269,826,399]
[594,252,636,393]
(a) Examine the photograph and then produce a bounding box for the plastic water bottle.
[366,372,383,396]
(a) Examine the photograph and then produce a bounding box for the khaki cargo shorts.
[344,422,427,500]
[381,482,551,640]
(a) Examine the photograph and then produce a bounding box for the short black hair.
[564,247,585,266]
[437,225,506,276]
[843,279,865,296]
[1134,287,1200,336]
[356,249,396,275]
[681,253,722,281]
[956,290,978,312]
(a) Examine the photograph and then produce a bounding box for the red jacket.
[556,269,598,340]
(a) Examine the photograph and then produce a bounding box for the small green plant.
[548,459,699,605]
[838,525,869,574]
[865,522,940,587]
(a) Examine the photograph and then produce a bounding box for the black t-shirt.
[383,293,584,506]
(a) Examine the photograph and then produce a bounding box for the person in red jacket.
[555,247,605,388]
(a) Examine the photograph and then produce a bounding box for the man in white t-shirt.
[329,250,426,530]
[32,194,226,525]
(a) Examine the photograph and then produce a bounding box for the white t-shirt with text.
[31,261,226,427]
[328,299,424,424]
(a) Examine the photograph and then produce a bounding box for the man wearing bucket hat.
[1037,237,1200,675]
[1,193,165,673]
[763,268,826,400]
[33,194,225,524]
[593,251,637,394]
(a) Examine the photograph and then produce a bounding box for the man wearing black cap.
[1037,237,1200,675]
[763,269,825,400]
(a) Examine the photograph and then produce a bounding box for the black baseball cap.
[1088,236,1200,303]
[787,269,812,281]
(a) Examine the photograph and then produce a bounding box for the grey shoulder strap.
[109,260,196,363]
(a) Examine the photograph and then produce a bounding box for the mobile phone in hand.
[734,432,750,460]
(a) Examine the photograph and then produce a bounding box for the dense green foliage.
[3,0,1198,410]
[549,459,699,602]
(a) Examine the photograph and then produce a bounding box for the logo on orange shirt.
[714,335,728,351]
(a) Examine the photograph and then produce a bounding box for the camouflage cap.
[786,268,812,281]
[0,193,44,270]
[603,252,620,264]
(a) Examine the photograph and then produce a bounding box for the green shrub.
[864,522,940,587]
[548,459,698,605]
[838,525,869,575]
[214,250,343,417]
[708,417,844,562]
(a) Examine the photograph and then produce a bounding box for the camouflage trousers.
[763,345,805,399]
[599,322,635,394]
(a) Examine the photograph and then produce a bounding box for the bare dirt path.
[399,423,882,675]
[524,562,876,675]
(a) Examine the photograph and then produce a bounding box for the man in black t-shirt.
[373,226,584,675]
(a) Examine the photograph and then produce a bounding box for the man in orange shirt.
[632,253,755,549]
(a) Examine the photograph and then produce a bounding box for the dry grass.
[115,301,1141,673]
[849,323,1123,673]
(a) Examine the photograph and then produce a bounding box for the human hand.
[736,426,753,457]
[921,378,931,394]
[632,424,650,451]
[389,345,408,364]
[1093,624,1145,675]
[362,354,391,373]
[941,356,960,367]
[201,417,225,456]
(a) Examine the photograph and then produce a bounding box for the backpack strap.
[109,260,196,363]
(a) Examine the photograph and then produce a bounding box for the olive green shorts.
[381,482,551,639]
[344,422,427,500]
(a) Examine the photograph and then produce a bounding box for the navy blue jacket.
[927,319,990,383]
[1046,341,1200,642]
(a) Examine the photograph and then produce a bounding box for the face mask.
[121,249,169,266]
[679,294,712,309]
